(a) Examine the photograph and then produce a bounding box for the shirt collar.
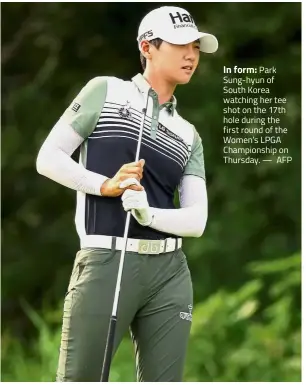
[132,73,177,116]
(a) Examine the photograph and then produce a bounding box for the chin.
[178,77,191,85]
[176,76,192,85]
[168,73,192,85]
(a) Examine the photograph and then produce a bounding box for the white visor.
[137,6,218,54]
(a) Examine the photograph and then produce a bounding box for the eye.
[194,40,201,50]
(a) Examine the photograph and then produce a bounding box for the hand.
[121,188,153,226]
[100,159,145,197]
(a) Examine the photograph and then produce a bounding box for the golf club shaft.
[100,104,149,382]
[100,315,117,381]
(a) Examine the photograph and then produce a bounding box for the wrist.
[100,178,111,196]
[142,208,154,227]
[147,209,155,227]
[146,214,154,227]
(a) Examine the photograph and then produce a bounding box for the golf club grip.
[100,315,117,382]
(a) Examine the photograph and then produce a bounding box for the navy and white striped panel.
[89,102,191,170]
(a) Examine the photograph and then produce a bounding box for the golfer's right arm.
[36,122,104,194]
[36,77,143,196]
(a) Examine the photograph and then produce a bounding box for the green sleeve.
[184,127,206,180]
[60,76,108,138]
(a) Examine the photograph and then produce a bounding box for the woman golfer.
[36,5,218,382]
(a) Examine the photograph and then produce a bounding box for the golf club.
[100,96,150,382]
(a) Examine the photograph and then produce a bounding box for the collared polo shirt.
[60,74,206,241]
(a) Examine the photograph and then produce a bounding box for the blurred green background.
[2,2,301,382]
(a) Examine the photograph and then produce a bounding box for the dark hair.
[140,38,163,70]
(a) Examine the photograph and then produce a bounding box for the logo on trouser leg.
[180,304,193,322]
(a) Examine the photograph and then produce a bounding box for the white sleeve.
[149,175,208,237]
[36,121,109,195]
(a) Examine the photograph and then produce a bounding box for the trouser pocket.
[65,248,116,297]
[64,252,87,307]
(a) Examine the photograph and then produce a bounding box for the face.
[144,40,200,85]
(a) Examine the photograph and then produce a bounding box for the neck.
[143,69,176,105]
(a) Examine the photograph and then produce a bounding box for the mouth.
[182,65,193,72]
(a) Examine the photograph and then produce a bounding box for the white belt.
[80,235,182,255]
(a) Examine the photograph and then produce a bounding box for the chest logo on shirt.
[118,101,133,121]
[157,122,190,151]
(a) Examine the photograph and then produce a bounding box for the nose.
[184,43,197,62]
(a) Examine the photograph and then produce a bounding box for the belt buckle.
[138,240,161,255]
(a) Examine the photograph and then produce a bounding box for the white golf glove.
[121,187,153,227]
[119,177,140,190]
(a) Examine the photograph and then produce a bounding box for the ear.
[140,41,151,60]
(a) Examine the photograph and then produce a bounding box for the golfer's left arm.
[151,128,207,237]
[149,174,207,237]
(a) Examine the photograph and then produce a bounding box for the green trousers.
[56,246,193,382]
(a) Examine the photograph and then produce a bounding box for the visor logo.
[169,12,197,30]
[169,12,195,25]
[138,30,153,43]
